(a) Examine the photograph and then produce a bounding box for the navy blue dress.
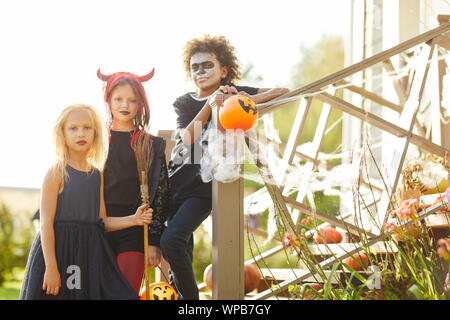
[19,165,138,300]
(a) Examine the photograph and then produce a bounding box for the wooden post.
[155,130,176,285]
[210,94,245,300]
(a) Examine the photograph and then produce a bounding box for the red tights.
[116,251,145,295]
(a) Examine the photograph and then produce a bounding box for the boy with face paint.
[160,34,289,300]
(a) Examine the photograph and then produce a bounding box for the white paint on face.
[109,82,138,131]
[190,52,227,97]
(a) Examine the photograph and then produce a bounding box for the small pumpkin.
[140,282,178,300]
[244,263,261,293]
[301,283,323,299]
[343,253,369,271]
[314,227,343,244]
[204,263,261,293]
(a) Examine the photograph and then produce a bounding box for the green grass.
[0,268,24,300]
[0,279,22,300]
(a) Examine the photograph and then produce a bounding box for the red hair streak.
[97,68,155,148]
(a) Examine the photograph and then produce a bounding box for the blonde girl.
[20,103,152,300]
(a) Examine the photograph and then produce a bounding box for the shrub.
[0,202,34,285]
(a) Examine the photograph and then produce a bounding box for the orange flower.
[384,222,419,241]
[392,199,418,220]
[401,198,419,210]
[384,222,397,234]
[300,216,313,227]
[283,232,302,253]
[283,232,295,248]
[432,196,450,214]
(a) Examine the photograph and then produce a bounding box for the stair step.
[305,240,398,256]
[260,268,373,283]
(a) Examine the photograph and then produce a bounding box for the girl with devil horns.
[97,68,169,295]
[161,34,289,300]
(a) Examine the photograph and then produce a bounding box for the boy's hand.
[218,85,238,95]
[135,204,153,225]
[148,246,162,267]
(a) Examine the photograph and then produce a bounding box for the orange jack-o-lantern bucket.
[219,95,258,132]
[140,282,178,300]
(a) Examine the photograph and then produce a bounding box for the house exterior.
[341,0,450,215]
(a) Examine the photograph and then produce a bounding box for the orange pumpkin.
[140,282,178,300]
[343,253,369,271]
[314,227,343,244]
[219,95,258,132]
[244,263,261,293]
[203,263,261,293]
[301,283,323,299]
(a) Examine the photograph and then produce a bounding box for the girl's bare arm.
[40,167,60,272]
[40,166,62,295]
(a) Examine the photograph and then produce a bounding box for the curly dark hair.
[182,34,241,85]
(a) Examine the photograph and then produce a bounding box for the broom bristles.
[134,132,154,203]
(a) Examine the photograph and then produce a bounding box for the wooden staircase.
[160,17,450,300]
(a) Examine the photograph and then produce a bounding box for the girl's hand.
[42,266,61,296]
[134,204,153,225]
[148,246,161,267]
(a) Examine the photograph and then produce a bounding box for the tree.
[0,202,15,285]
[0,202,33,285]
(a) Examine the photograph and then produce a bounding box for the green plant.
[0,202,34,286]
[247,138,450,300]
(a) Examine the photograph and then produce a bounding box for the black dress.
[104,131,169,254]
[19,165,138,300]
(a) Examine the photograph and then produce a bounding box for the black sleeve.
[235,85,259,96]
[148,143,170,247]
[173,95,195,130]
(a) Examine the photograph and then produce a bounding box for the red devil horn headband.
[96,68,155,83]
[138,68,155,82]
[96,68,110,82]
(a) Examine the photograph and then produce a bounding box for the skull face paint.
[190,52,227,97]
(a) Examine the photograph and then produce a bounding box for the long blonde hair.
[52,103,108,182]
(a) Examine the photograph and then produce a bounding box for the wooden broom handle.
[141,171,150,300]
[144,221,149,300]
